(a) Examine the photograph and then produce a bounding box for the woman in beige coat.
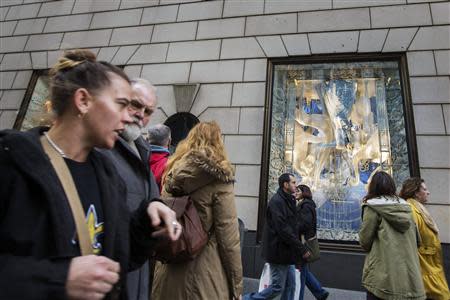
[152,121,243,300]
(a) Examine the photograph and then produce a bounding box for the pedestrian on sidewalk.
[359,171,425,300]
[400,178,450,300]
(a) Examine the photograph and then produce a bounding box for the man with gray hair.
[148,124,171,192]
[101,78,160,300]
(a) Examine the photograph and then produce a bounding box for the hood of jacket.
[164,149,234,196]
[363,196,412,233]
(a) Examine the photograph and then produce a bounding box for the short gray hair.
[148,124,171,146]
[130,78,157,94]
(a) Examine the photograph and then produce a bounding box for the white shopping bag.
[258,263,271,292]
[293,267,301,299]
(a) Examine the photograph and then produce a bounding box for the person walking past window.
[359,171,425,300]
[400,178,450,300]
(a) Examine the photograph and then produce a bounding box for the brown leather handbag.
[153,195,209,264]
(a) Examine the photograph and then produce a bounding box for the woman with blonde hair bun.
[152,121,243,300]
[400,178,450,300]
[0,49,179,300]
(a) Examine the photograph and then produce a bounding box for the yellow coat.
[409,199,450,300]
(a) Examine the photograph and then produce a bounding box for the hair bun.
[50,49,97,75]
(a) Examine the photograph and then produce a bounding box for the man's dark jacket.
[0,128,157,300]
[262,188,308,265]
[101,136,160,300]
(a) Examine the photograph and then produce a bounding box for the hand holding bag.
[304,235,320,263]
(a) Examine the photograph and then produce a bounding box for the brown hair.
[399,177,424,200]
[363,171,397,202]
[297,184,313,200]
[49,49,130,116]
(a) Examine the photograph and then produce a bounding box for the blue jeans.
[285,264,328,300]
[244,263,292,300]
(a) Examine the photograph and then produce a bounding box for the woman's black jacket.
[297,198,317,240]
[0,128,157,300]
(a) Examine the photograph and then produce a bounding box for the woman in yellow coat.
[400,178,450,300]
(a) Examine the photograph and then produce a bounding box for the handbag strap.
[40,135,93,256]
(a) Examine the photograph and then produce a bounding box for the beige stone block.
[235,165,261,197]
[309,31,358,54]
[371,4,432,28]
[72,0,120,14]
[407,51,436,76]
[190,83,232,116]
[409,26,450,50]
[167,40,220,62]
[0,89,25,109]
[0,52,31,70]
[221,37,265,59]
[178,0,223,21]
[0,71,15,89]
[417,136,450,168]
[333,0,405,8]
[224,135,262,164]
[190,60,244,83]
[246,14,297,36]
[12,70,31,88]
[197,17,245,39]
[383,27,417,52]
[408,0,447,3]
[128,44,168,64]
[1,0,24,5]
[120,0,159,9]
[411,77,450,104]
[6,3,40,20]
[1,21,16,36]
[61,29,112,49]
[0,36,27,53]
[123,65,142,79]
[160,0,201,4]
[198,107,240,134]
[145,108,167,127]
[31,51,47,69]
[152,22,197,43]
[0,110,18,130]
[281,34,310,56]
[110,25,153,46]
[153,85,177,117]
[299,8,370,32]
[235,196,258,231]
[25,33,62,51]
[223,0,264,17]
[47,50,64,68]
[426,205,450,243]
[434,50,450,76]
[239,107,264,134]
[232,82,266,107]
[413,104,445,134]
[443,104,450,134]
[0,7,8,22]
[91,9,141,29]
[358,29,388,52]
[256,36,288,57]
[96,47,119,62]
[110,45,138,65]
[141,62,191,85]
[265,0,331,14]
[431,2,450,25]
[141,5,178,25]
[244,59,267,82]
[44,14,92,33]
[39,0,75,17]
[421,169,450,205]
[14,18,45,35]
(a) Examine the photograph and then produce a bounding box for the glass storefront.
[267,58,413,242]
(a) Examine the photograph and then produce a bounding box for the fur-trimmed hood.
[164,149,234,196]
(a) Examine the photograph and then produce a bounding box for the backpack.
[153,195,209,264]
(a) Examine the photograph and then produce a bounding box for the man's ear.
[73,88,92,115]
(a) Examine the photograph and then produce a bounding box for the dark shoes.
[317,291,329,300]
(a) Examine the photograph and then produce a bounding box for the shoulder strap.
[40,135,93,256]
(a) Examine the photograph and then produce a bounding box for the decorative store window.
[260,54,418,244]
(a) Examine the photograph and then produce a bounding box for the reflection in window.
[18,74,52,131]
[269,61,410,241]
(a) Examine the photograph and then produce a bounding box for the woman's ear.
[73,88,92,115]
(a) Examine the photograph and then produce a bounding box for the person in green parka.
[359,171,426,300]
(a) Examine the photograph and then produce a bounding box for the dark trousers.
[366,291,382,300]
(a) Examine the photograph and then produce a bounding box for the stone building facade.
[1,0,449,290]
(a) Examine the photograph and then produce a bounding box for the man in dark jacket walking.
[101,78,159,300]
[244,173,310,300]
